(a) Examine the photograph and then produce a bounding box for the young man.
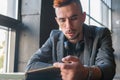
[26,0,116,80]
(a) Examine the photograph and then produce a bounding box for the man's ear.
[82,12,86,22]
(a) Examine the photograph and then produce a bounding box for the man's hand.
[53,55,88,80]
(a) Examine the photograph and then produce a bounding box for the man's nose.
[65,19,72,29]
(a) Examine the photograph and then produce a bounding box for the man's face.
[55,3,86,40]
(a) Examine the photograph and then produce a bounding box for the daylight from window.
[81,0,111,29]
[81,0,102,26]
[0,0,18,73]
[0,0,8,72]
[0,29,7,72]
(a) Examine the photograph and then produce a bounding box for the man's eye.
[59,18,65,22]
[70,16,77,20]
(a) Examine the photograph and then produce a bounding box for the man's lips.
[65,30,76,36]
[67,32,74,36]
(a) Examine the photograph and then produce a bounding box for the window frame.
[0,14,21,72]
[81,0,112,29]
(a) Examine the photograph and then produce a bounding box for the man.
[26,0,116,80]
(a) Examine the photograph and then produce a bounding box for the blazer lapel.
[57,32,64,62]
[83,24,94,66]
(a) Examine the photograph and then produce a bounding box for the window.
[0,26,8,72]
[81,0,112,29]
[0,0,18,72]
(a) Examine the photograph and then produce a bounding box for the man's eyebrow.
[57,17,64,20]
[57,14,78,19]
[70,14,78,18]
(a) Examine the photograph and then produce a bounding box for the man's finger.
[62,55,79,63]
[53,62,63,68]
[53,62,72,69]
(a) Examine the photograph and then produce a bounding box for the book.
[25,66,60,80]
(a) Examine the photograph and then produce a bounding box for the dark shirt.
[64,39,84,64]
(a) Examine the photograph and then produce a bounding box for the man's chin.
[68,37,76,40]
[68,34,80,40]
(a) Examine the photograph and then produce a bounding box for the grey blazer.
[26,24,116,80]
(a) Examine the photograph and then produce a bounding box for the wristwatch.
[87,67,93,80]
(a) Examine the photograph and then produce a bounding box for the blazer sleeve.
[25,32,54,71]
[95,28,116,80]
